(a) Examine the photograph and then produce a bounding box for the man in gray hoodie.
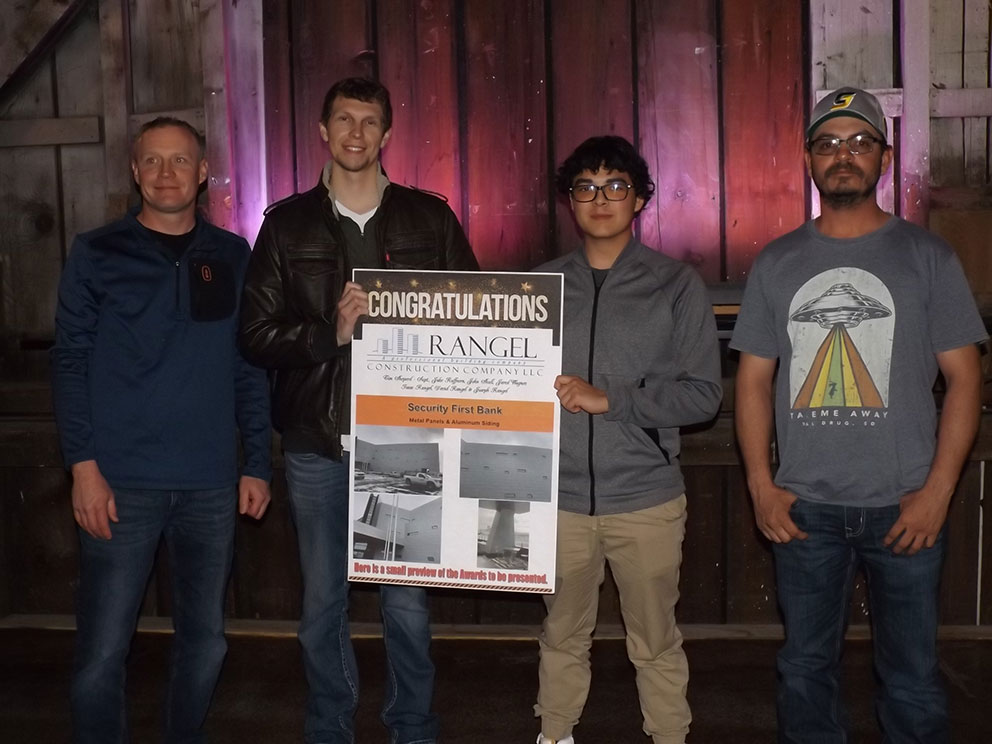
[532,136,722,744]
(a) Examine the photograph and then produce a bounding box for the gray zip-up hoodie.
[537,239,722,515]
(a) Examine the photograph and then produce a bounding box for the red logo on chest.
[201,265,213,282]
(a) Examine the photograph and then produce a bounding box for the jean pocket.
[787,497,808,529]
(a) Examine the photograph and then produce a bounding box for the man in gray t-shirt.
[731,87,986,743]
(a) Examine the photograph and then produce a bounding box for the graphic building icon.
[790,283,890,408]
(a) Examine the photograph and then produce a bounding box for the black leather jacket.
[239,178,479,457]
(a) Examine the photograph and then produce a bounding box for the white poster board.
[347,269,563,593]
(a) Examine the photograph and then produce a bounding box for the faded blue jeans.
[71,486,236,744]
[285,452,439,744]
[773,499,948,744]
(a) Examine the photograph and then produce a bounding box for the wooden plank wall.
[926,0,992,314]
[721,0,805,281]
[6,0,988,342]
[810,0,897,215]
[271,0,809,279]
[6,416,992,627]
[376,0,461,210]
[0,0,812,364]
[636,0,721,279]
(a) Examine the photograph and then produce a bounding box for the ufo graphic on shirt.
[790,283,890,408]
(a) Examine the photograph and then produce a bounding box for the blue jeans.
[71,486,236,744]
[773,499,948,744]
[285,452,438,744]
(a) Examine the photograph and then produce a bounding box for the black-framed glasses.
[569,181,633,202]
[808,134,883,156]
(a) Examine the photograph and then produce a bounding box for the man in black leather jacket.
[239,78,478,744]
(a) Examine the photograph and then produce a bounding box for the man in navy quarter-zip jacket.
[51,117,271,744]
[531,136,721,744]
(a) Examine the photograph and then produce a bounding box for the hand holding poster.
[348,270,563,592]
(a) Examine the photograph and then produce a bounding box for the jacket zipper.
[587,271,602,516]
[174,260,181,313]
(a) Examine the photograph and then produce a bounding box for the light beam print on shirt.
[787,269,893,428]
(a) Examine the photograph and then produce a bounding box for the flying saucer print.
[790,283,890,408]
[790,283,891,329]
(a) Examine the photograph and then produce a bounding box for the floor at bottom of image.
[2,626,990,742]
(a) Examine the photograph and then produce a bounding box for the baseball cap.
[807,87,888,144]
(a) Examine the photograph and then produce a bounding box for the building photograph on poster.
[353,425,443,493]
[348,269,562,592]
[459,431,553,503]
[476,500,530,571]
[351,491,442,565]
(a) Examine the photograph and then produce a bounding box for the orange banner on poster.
[356,395,555,432]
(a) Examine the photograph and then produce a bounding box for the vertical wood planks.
[724,468,779,622]
[636,0,721,280]
[983,461,992,624]
[899,0,932,225]
[261,0,296,205]
[462,0,549,270]
[128,0,203,115]
[930,209,992,316]
[199,0,235,231]
[233,467,304,619]
[55,5,107,248]
[376,0,461,207]
[224,0,268,243]
[680,467,727,623]
[810,0,894,91]
[99,0,131,221]
[549,0,634,159]
[549,0,634,260]
[807,1,895,214]
[722,0,805,281]
[939,462,981,623]
[962,0,989,185]
[930,0,965,187]
[0,61,61,342]
[936,0,992,188]
[2,468,77,615]
[291,0,372,190]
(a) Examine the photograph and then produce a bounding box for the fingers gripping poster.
[347,270,563,593]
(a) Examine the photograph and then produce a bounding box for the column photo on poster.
[347,269,563,593]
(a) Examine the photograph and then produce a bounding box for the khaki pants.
[535,497,690,744]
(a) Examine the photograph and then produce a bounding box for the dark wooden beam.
[0,116,100,147]
[99,0,130,221]
[899,0,931,226]
[0,0,90,102]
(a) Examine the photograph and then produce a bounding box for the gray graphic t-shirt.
[731,217,987,507]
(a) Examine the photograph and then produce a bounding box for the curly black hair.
[555,135,655,206]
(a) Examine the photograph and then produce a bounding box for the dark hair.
[320,77,393,132]
[556,135,655,206]
[133,116,206,159]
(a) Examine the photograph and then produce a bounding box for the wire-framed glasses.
[808,134,883,156]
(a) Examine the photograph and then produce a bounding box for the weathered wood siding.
[0,0,809,363]
[270,0,807,279]
[4,414,992,626]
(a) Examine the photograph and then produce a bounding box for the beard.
[814,162,881,209]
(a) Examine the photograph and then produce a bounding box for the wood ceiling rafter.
[0,0,91,104]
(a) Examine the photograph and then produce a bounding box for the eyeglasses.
[569,181,633,202]
[807,134,884,156]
